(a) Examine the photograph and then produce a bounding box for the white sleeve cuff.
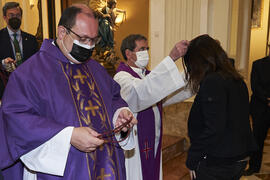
[20,126,74,176]
[162,56,186,88]
[113,107,135,150]
[2,59,6,69]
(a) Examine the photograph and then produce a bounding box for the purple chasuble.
[116,62,163,180]
[0,39,127,180]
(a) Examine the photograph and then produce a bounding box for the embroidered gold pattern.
[96,168,111,180]
[72,81,80,92]
[61,62,121,180]
[74,69,87,84]
[85,100,99,116]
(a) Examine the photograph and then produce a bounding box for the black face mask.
[8,17,21,30]
[69,42,94,63]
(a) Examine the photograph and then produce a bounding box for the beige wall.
[149,0,234,70]
[114,0,149,61]
[249,0,270,80]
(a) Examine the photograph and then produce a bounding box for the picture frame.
[251,0,263,28]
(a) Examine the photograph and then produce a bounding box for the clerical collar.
[53,39,75,64]
[129,66,146,77]
[53,39,59,49]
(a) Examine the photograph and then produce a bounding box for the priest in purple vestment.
[114,34,192,180]
[0,4,136,180]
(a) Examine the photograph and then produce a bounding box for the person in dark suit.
[243,47,270,176]
[183,34,257,180]
[0,2,38,98]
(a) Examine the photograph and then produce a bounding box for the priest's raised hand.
[169,40,190,61]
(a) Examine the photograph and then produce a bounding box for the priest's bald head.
[56,4,100,64]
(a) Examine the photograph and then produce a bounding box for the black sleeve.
[250,61,268,104]
[186,75,227,170]
[33,37,39,53]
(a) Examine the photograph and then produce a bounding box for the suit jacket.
[0,27,38,63]
[250,56,270,118]
[0,27,38,98]
[186,73,257,170]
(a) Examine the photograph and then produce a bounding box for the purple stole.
[61,62,123,180]
[117,62,162,180]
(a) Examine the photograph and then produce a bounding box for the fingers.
[86,127,100,137]
[189,170,196,180]
[115,109,136,133]
[85,127,104,145]
[71,127,104,153]
[175,40,189,57]
[119,109,133,119]
[169,40,190,61]
[131,116,137,125]
[4,57,15,64]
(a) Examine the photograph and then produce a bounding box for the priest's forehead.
[73,12,98,38]
[134,39,149,52]
[58,5,96,30]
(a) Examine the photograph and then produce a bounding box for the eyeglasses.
[65,27,101,45]
[97,117,132,143]
[7,13,21,18]
[134,47,149,52]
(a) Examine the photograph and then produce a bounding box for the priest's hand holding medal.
[98,108,137,144]
[70,109,137,152]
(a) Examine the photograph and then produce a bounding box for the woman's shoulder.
[202,72,224,84]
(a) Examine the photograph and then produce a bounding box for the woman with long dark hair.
[183,34,257,180]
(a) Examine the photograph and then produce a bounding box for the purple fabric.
[0,39,127,179]
[116,62,163,180]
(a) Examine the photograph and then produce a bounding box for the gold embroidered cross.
[72,81,80,92]
[74,69,87,84]
[85,100,99,116]
[96,168,111,180]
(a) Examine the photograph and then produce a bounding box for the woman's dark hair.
[183,34,243,93]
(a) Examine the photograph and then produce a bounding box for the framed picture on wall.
[251,0,263,28]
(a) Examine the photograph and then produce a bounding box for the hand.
[4,58,16,72]
[169,40,190,61]
[4,57,15,64]
[70,127,104,152]
[115,109,137,132]
[189,170,196,180]
[267,97,270,101]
